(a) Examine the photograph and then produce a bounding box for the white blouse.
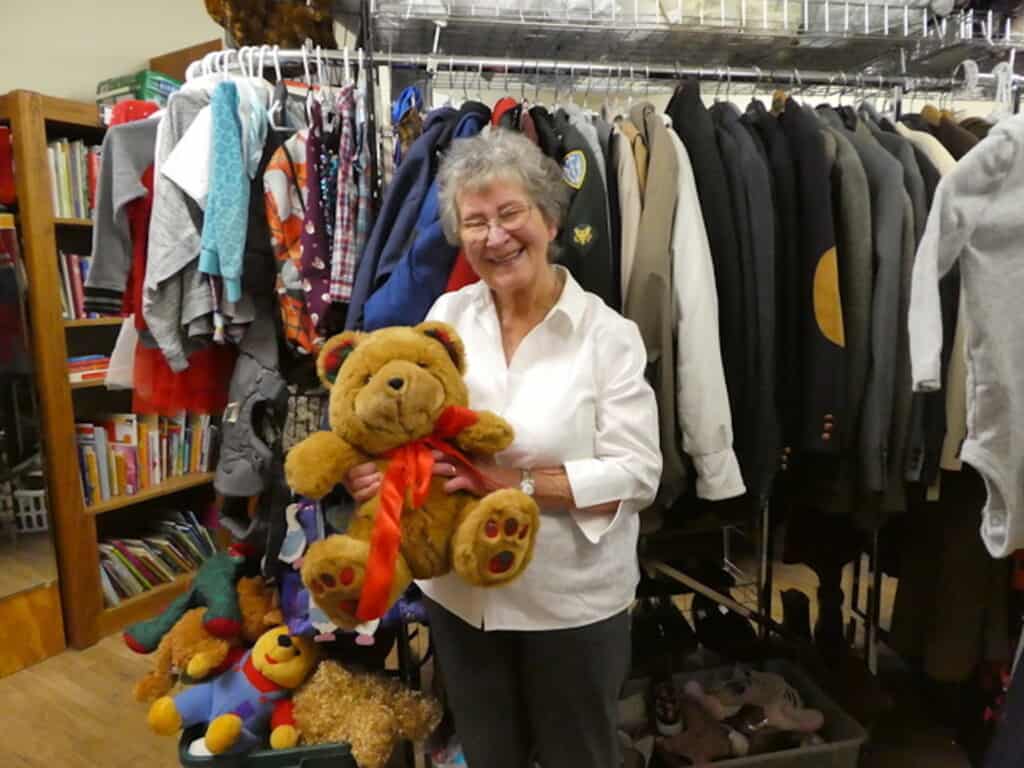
[417,267,663,631]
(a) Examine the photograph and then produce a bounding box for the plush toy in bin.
[285,322,540,630]
[132,575,283,703]
[147,625,320,755]
[293,660,443,768]
[124,552,247,654]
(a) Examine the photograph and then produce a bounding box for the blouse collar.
[472,265,586,333]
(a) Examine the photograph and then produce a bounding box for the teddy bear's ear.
[318,332,363,388]
[416,322,466,374]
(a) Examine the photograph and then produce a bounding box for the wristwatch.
[519,468,535,497]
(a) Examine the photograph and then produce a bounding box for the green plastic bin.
[178,726,358,768]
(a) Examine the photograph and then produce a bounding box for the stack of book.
[59,250,114,320]
[98,509,216,607]
[68,354,110,385]
[96,70,181,124]
[47,139,100,219]
[75,412,218,507]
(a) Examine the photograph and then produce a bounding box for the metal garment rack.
[194,0,1020,675]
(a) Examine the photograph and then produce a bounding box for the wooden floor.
[0,530,58,598]
[0,633,179,768]
[0,560,908,768]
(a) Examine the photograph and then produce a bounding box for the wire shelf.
[351,0,1021,75]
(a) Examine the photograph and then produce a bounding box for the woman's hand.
[343,462,381,503]
[431,450,517,497]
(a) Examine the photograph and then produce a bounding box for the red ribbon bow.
[356,405,483,621]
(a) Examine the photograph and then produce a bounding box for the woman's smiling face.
[456,180,558,298]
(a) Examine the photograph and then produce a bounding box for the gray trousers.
[425,597,631,768]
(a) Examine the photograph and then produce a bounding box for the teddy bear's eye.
[417,362,429,369]
[363,374,372,385]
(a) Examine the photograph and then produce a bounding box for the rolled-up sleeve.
[564,320,662,543]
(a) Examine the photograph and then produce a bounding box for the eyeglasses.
[459,203,533,244]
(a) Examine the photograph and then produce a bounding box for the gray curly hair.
[437,128,570,246]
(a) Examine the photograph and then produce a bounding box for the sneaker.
[685,670,825,733]
[653,679,684,736]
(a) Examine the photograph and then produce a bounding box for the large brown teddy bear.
[284,322,539,629]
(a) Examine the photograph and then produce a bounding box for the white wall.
[0,1,223,101]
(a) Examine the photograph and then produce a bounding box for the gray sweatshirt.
[143,89,212,371]
[84,117,160,315]
[909,113,1024,559]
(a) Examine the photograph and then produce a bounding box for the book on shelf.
[98,507,215,607]
[75,412,217,506]
[59,251,111,320]
[46,139,100,219]
[68,353,110,384]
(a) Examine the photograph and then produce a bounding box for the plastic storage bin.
[178,726,358,768]
[13,489,48,533]
[623,659,867,768]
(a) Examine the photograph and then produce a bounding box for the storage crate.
[623,659,867,768]
[178,726,358,768]
[13,489,48,533]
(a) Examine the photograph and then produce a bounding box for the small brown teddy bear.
[204,0,336,48]
[133,576,283,703]
[293,660,442,768]
[285,322,540,629]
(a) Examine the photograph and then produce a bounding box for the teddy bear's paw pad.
[205,713,244,754]
[306,559,366,619]
[455,489,539,586]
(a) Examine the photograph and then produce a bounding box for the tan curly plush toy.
[133,576,283,703]
[204,0,336,48]
[293,660,442,768]
[285,322,540,629]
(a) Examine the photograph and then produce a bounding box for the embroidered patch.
[562,150,587,190]
[573,225,594,247]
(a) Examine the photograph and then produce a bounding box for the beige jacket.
[613,125,642,307]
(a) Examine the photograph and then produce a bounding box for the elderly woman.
[344,129,662,767]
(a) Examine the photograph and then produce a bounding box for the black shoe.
[781,589,812,642]
[691,592,760,662]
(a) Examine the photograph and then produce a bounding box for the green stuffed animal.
[124,552,246,654]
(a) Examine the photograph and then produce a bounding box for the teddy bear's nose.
[277,634,293,648]
[388,377,404,391]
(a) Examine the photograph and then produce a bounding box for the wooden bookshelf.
[0,91,216,650]
[96,572,194,638]
[86,473,216,516]
[64,317,122,328]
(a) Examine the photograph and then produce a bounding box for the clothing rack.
[186,45,1022,97]
[182,29,1017,675]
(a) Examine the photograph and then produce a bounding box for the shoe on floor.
[655,690,749,766]
[685,670,825,733]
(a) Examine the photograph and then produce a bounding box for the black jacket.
[778,99,846,460]
[712,102,780,500]
[747,101,802,453]
[529,107,616,309]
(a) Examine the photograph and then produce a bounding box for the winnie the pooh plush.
[147,625,319,754]
[133,575,284,703]
[285,322,540,629]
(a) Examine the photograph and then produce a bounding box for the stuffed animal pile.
[132,574,281,702]
[147,625,320,754]
[285,322,540,629]
[203,0,336,48]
